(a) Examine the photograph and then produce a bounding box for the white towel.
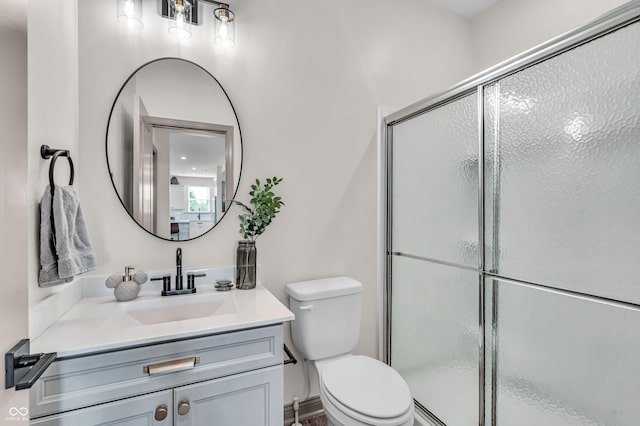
[39,185,97,287]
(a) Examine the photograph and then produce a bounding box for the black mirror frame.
[105,57,243,242]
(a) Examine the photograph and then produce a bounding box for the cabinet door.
[174,365,283,426]
[178,222,189,240]
[170,185,186,210]
[188,221,212,239]
[31,390,172,426]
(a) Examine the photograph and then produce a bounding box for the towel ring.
[41,145,74,198]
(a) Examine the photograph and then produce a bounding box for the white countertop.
[32,284,294,358]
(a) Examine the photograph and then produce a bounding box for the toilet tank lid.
[286,276,362,301]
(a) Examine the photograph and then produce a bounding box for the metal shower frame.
[382,2,640,425]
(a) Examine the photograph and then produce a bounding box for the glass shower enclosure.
[384,3,640,425]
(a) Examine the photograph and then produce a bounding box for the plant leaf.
[234,177,284,239]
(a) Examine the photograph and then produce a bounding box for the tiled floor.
[299,414,327,426]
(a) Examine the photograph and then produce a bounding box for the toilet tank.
[286,277,362,361]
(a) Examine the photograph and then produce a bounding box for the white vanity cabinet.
[30,325,284,426]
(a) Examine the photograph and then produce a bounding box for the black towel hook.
[41,145,74,198]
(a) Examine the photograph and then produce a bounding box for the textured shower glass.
[484,21,640,303]
[392,94,479,268]
[493,279,640,426]
[391,255,479,425]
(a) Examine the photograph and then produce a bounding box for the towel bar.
[41,145,75,252]
[284,343,298,365]
[41,144,74,198]
[5,339,57,391]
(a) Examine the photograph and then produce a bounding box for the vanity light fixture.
[161,0,236,47]
[168,0,193,39]
[117,0,143,28]
[212,3,235,47]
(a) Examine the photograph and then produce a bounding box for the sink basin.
[119,292,239,325]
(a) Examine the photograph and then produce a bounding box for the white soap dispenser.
[105,266,148,301]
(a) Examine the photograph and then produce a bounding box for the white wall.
[74,0,473,403]
[471,0,630,72]
[28,0,79,307]
[0,0,29,417]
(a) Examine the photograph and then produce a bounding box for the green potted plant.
[231,177,284,289]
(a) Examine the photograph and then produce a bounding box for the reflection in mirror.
[106,58,242,241]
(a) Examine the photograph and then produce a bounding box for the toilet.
[286,277,414,426]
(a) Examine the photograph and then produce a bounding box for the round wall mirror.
[106,58,242,241]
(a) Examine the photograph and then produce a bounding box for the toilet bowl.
[286,277,414,426]
[316,355,414,426]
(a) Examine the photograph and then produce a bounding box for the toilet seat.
[321,382,414,426]
[318,355,414,426]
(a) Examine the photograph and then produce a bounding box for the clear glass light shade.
[214,7,236,47]
[117,0,143,28]
[168,0,192,39]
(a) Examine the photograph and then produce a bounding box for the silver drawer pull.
[143,356,199,375]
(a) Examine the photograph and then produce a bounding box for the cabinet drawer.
[31,325,283,419]
[188,222,212,238]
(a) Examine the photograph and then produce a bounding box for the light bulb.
[123,0,134,17]
[176,11,185,32]
[219,21,228,40]
[168,0,192,39]
[168,9,191,39]
[213,5,235,47]
[117,0,142,28]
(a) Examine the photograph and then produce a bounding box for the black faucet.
[176,248,183,290]
[151,248,196,296]
[152,248,206,296]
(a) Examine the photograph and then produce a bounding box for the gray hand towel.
[39,185,97,287]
